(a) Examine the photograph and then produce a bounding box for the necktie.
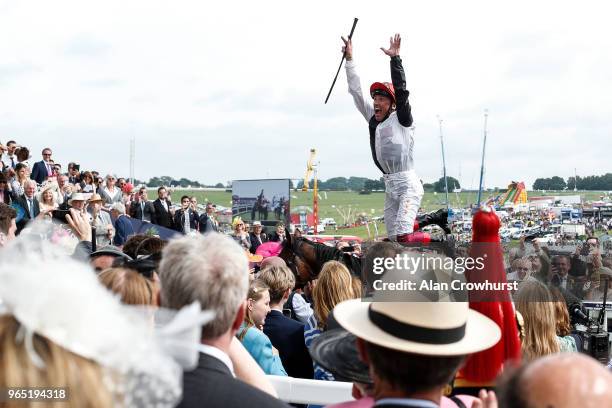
[184,211,190,233]
[10,157,15,168]
[140,202,145,220]
[28,199,33,217]
[46,163,52,176]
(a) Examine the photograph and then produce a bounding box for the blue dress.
[239,323,287,376]
[304,314,335,381]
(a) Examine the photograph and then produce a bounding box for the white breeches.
[383,170,424,238]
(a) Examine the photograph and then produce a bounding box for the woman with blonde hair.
[313,260,359,330]
[237,279,287,376]
[305,260,360,380]
[515,281,560,361]
[98,267,159,306]
[232,217,251,251]
[0,237,210,408]
[0,315,114,408]
[37,183,60,212]
[550,287,578,352]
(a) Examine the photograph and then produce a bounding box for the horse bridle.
[283,238,316,284]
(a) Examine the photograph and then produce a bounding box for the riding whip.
[324,18,358,104]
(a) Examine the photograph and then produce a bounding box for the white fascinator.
[0,225,214,407]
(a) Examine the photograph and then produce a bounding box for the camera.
[570,279,610,364]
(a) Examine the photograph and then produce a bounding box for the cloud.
[63,34,111,58]
[81,78,124,88]
[0,0,610,190]
[0,62,41,85]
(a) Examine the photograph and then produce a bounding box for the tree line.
[136,173,612,192]
[533,173,612,191]
[135,176,225,189]
[297,176,461,193]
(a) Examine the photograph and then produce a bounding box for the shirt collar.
[376,398,439,408]
[197,344,235,376]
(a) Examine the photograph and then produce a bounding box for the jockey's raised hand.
[380,33,401,58]
[341,36,353,61]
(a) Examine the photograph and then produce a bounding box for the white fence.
[268,376,354,405]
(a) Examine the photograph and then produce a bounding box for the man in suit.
[249,221,268,254]
[67,162,81,185]
[57,175,73,209]
[199,202,219,234]
[152,186,174,229]
[173,195,199,234]
[130,187,155,222]
[15,180,41,232]
[260,266,314,379]
[110,202,135,247]
[1,140,18,170]
[158,233,287,408]
[30,147,54,185]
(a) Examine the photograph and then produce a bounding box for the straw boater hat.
[333,300,500,356]
[88,193,105,204]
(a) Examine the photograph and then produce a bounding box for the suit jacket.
[152,198,174,229]
[92,210,113,247]
[178,352,288,408]
[30,160,51,185]
[249,232,268,254]
[130,200,155,222]
[268,231,286,243]
[263,310,314,379]
[15,195,40,232]
[173,209,199,234]
[199,213,218,234]
[113,214,135,246]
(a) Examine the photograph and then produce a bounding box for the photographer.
[130,187,155,222]
[585,267,612,301]
[79,171,95,193]
[551,255,586,298]
[67,162,81,185]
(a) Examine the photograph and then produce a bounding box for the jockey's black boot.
[414,208,451,234]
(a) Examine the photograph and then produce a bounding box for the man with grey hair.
[159,233,287,408]
[15,179,42,233]
[110,202,134,246]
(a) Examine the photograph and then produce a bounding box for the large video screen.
[232,179,290,225]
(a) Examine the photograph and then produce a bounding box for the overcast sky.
[1,0,610,189]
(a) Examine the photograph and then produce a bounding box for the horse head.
[278,229,316,287]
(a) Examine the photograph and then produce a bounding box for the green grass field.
[171,189,607,239]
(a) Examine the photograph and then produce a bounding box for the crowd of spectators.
[1,140,611,407]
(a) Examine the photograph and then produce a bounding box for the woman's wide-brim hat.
[333,300,501,356]
[40,182,59,194]
[309,312,372,384]
[255,242,282,258]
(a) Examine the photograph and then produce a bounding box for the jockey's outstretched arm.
[342,36,374,122]
[381,33,413,127]
[390,56,413,127]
